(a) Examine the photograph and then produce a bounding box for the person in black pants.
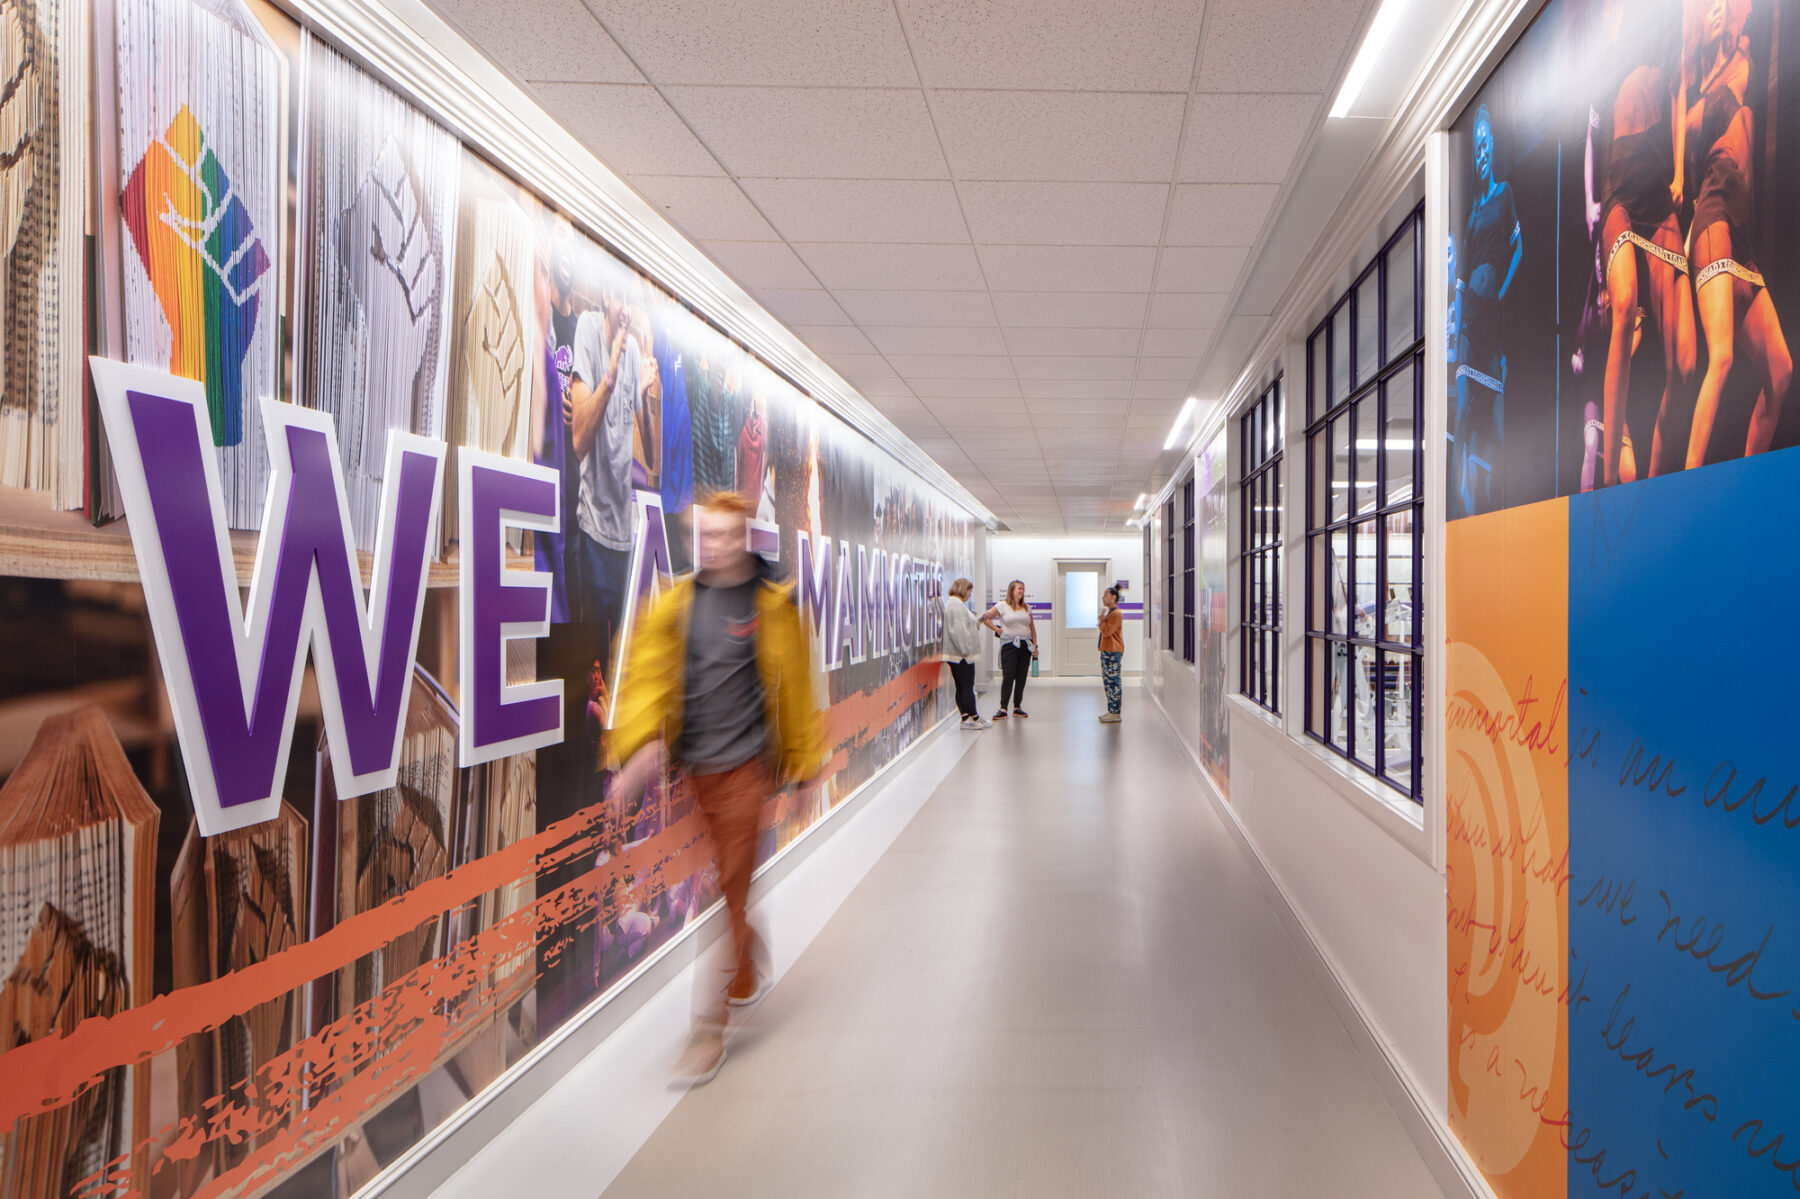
[980,579,1038,719]
[942,577,987,729]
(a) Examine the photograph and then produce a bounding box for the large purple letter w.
[91,359,446,835]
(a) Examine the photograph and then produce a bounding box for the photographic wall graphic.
[0,0,83,507]
[0,0,972,1192]
[112,0,283,531]
[295,31,460,551]
[1197,433,1230,798]
[1445,2,1800,1195]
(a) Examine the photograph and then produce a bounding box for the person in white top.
[980,580,1037,719]
[942,578,988,729]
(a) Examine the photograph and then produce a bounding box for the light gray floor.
[602,682,1446,1199]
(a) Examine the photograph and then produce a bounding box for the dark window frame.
[1164,498,1177,652]
[1303,205,1425,802]
[1239,376,1283,714]
[1181,476,1196,664]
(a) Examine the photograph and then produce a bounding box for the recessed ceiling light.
[1330,0,1415,119]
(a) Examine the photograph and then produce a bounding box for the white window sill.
[1227,693,1431,865]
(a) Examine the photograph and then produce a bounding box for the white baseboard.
[1146,688,1495,1199]
[359,716,977,1199]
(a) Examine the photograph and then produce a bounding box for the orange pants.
[690,758,773,1022]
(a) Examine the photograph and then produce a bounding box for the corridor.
[600,682,1445,1198]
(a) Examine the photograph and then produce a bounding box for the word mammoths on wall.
[90,359,945,838]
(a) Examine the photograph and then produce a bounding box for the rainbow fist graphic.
[123,105,270,447]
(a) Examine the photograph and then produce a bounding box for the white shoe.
[962,717,985,731]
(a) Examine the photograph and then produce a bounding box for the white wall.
[1227,711,1446,1114]
[986,536,1147,674]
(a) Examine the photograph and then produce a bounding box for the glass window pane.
[1353,641,1377,767]
[1274,460,1285,541]
[1385,511,1415,644]
[1355,270,1380,387]
[1352,519,1379,639]
[1327,532,1349,635]
[1268,628,1279,711]
[1328,413,1349,524]
[1330,304,1350,407]
[1354,398,1379,517]
[1272,548,1282,632]
[1382,651,1415,792]
[1384,362,1416,507]
[1386,223,1418,362]
[1329,641,1351,750]
[1309,333,1326,424]
[1065,570,1099,629]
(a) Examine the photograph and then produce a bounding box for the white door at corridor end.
[1053,559,1108,677]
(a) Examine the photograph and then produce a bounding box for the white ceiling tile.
[899,0,1205,90]
[910,377,1022,398]
[872,392,931,415]
[1028,398,1130,414]
[829,353,903,380]
[1030,410,1119,426]
[667,87,946,178]
[702,240,819,290]
[1157,245,1252,292]
[1014,355,1138,381]
[1126,412,1175,429]
[957,441,1047,459]
[793,243,986,291]
[1019,379,1133,399]
[741,179,969,244]
[931,91,1184,182]
[584,0,918,87]
[977,245,1158,293]
[788,324,877,355]
[533,84,722,176]
[1002,327,1142,357]
[629,176,780,241]
[868,326,1010,356]
[959,182,1167,245]
[1178,93,1322,184]
[1133,379,1188,399]
[928,401,1028,421]
[844,375,916,396]
[1195,0,1370,94]
[1165,183,1281,246]
[1139,327,1211,356]
[1147,292,1228,328]
[886,354,1015,379]
[438,0,643,83]
[834,290,997,327]
[753,287,853,326]
[1136,356,1202,381]
[991,292,1147,328]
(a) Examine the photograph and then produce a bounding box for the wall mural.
[0,0,972,1195]
[1446,1,1800,1194]
[1197,434,1230,798]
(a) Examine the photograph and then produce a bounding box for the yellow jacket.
[609,569,828,782]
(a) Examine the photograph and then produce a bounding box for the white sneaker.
[962,717,984,731]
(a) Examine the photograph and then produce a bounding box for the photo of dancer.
[1446,0,1800,519]
[1449,105,1522,518]
[1682,0,1791,467]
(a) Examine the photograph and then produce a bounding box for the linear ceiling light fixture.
[1329,0,1416,118]
[1163,397,1199,452]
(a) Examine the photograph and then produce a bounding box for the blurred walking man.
[610,490,826,1086]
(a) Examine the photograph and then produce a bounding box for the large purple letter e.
[91,359,445,836]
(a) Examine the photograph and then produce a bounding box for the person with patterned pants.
[1099,587,1124,724]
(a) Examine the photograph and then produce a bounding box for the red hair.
[697,489,753,519]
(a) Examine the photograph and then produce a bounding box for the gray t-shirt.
[573,309,639,551]
[679,579,769,774]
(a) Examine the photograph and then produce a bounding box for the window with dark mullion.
[1304,205,1424,801]
[1164,499,1177,652]
[1181,477,1196,663]
[1239,376,1283,714]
